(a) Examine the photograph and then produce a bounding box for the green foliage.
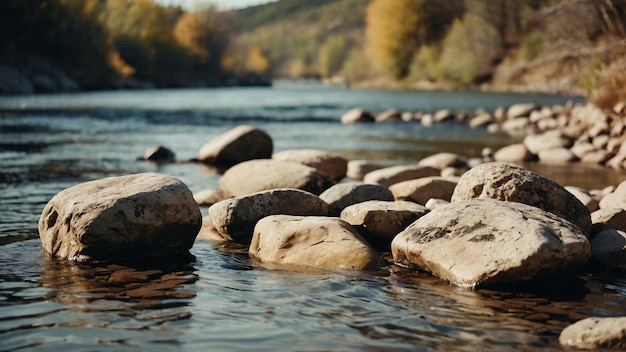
[408,45,441,82]
[517,32,544,61]
[231,0,368,79]
[319,35,347,77]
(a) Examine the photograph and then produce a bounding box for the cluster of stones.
[341,101,626,169]
[39,104,626,348]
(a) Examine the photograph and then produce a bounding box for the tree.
[365,0,462,79]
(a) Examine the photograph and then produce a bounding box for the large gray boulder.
[273,149,347,181]
[319,182,394,216]
[38,173,202,262]
[250,215,382,270]
[560,317,626,350]
[340,200,429,251]
[219,159,334,197]
[209,188,328,244]
[392,199,590,288]
[451,162,592,236]
[197,125,273,166]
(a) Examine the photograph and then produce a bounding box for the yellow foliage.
[245,47,270,74]
[108,49,135,77]
[173,12,209,60]
[365,0,420,79]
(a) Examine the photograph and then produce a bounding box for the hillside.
[231,0,626,108]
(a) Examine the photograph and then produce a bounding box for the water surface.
[1,82,626,351]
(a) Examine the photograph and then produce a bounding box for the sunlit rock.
[250,215,382,270]
[451,162,592,236]
[219,159,334,197]
[389,176,457,205]
[600,180,626,209]
[346,160,383,180]
[506,103,538,119]
[417,152,467,170]
[209,188,328,244]
[392,199,590,288]
[340,200,429,251]
[363,164,440,188]
[560,317,626,349]
[193,189,227,207]
[38,173,202,262]
[319,182,393,216]
[273,149,347,181]
[197,125,273,166]
[340,108,375,123]
[493,143,533,162]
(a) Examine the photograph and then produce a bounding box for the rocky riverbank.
[39,100,626,349]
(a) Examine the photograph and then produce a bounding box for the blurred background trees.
[1,0,625,106]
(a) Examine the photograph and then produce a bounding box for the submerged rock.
[392,199,590,288]
[38,173,202,262]
[451,162,592,236]
[250,215,382,270]
[197,125,273,166]
[209,188,328,244]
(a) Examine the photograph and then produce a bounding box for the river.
[1,81,626,351]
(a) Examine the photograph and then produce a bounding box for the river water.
[1,82,626,351]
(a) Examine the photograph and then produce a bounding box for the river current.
[1,82,626,351]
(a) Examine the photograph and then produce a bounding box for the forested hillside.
[1,0,625,108]
[231,0,626,107]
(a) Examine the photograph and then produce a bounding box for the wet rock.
[193,189,227,207]
[523,130,573,155]
[346,160,383,180]
[599,181,626,209]
[433,109,454,123]
[340,108,375,123]
[363,164,440,188]
[451,162,592,236]
[319,182,394,216]
[392,199,590,288]
[38,173,202,262]
[537,147,577,164]
[560,316,626,350]
[425,198,450,210]
[250,215,382,270]
[418,152,467,169]
[389,176,457,205]
[469,113,494,128]
[591,208,626,235]
[143,145,176,162]
[209,188,328,244]
[375,109,402,122]
[273,149,347,181]
[507,103,538,119]
[590,229,626,269]
[196,216,227,243]
[340,200,429,251]
[219,159,334,197]
[493,143,533,162]
[197,125,273,166]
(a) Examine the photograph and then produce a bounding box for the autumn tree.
[365,0,462,79]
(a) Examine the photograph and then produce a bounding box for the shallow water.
[2,82,626,351]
